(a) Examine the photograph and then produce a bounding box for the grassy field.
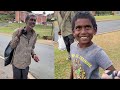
[54,30,120,79]
[0,14,15,22]
[0,15,120,38]
[95,15,120,21]
[0,22,52,39]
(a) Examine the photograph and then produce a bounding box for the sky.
[32,11,54,15]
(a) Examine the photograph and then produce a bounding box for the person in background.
[57,11,76,60]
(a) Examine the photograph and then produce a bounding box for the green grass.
[95,15,120,21]
[34,25,52,38]
[0,14,15,22]
[0,23,25,34]
[0,22,52,39]
[54,30,120,79]
[54,46,71,79]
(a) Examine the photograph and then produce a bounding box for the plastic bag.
[58,35,66,50]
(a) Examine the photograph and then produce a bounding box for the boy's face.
[73,18,96,45]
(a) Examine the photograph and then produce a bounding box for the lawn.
[54,30,120,79]
[95,15,120,21]
[0,22,52,39]
[54,44,71,79]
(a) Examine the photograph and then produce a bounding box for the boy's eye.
[85,25,92,30]
[75,25,92,30]
[76,26,82,29]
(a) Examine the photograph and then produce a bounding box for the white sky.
[32,11,54,15]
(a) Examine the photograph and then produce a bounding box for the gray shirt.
[70,42,113,79]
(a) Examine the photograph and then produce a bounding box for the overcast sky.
[32,11,54,15]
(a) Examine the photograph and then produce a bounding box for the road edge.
[0,33,53,46]
[0,56,36,79]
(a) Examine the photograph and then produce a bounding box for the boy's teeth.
[81,37,88,39]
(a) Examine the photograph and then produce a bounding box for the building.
[15,11,29,23]
[112,11,120,15]
[36,14,47,24]
[15,11,47,24]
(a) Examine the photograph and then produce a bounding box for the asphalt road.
[97,20,120,34]
[54,20,120,41]
[0,34,54,79]
[0,58,12,79]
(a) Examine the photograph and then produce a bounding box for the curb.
[96,19,120,22]
[0,33,53,46]
[28,72,36,79]
[36,39,53,46]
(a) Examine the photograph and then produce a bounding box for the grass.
[93,31,120,75]
[0,14,15,22]
[54,44,71,79]
[0,15,120,38]
[0,23,25,34]
[54,30,120,79]
[0,22,52,39]
[95,15,120,21]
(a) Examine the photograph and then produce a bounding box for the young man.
[70,11,118,79]
[10,14,39,79]
[57,11,75,60]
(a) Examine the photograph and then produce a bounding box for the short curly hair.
[25,13,36,23]
[72,11,97,31]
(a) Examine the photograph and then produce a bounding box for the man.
[10,14,39,79]
[57,11,76,60]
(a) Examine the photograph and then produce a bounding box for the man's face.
[73,18,96,45]
[26,16,36,29]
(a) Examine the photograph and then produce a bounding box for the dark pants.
[12,65,29,79]
[63,34,74,53]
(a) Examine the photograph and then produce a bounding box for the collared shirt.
[10,27,37,69]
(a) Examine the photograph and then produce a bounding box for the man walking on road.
[10,14,39,79]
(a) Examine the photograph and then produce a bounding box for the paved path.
[0,58,13,79]
[0,33,54,79]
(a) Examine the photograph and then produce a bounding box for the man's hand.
[32,54,40,62]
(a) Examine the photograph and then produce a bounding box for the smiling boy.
[70,11,116,79]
